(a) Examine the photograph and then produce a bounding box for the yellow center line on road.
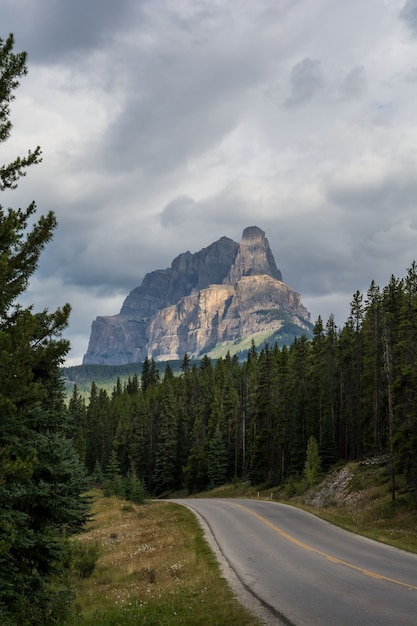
[229,502,417,591]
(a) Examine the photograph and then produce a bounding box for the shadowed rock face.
[83,226,312,365]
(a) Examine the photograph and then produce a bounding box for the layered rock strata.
[83,226,312,364]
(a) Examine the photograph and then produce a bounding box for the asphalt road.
[172,498,417,625]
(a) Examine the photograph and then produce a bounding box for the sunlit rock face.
[83,226,312,365]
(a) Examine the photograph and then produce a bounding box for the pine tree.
[85,384,114,475]
[240,343,258,479]
[324,314,340,458]
[251,345,278,484]
[175,353,195,486]
[183,357,214,492]
[338,292,364,461]
[141,356,160,391]
[362,281,385,453]
[125,468,147,504]
[310,316,326,438]
[395,263,417,502]
[90,459,104,485]
[153,374,179,494]
[103,450,124,497]
[208,422,229,488]
[126,372,140,395]
[319,423,338,471]
[382,275,404,500]
[311,316,339,470]
[286,336,311,475]
[304,436,321,487]
[111,387,134,474]
[274,344,291,481]
[0,34,89,624]
[128,391,150,482]
[67,384,87,464]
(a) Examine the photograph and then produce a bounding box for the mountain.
[83,226,313,365]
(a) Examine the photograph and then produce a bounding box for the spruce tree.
[103,450,124,497]
[67,384,87,464]
[183,358,214,492]
[153,374,179,494]
[208,422,228,488]
[251,346,278,484]
[362,281,385,453]
[396,263,417,501]
[286,336,311,475]
[304,436,321,487]
[0,34,89,624]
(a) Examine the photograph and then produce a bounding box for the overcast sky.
[1,0,416,365]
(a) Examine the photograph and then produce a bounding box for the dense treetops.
[67,265,417,505]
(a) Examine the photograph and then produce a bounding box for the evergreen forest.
[1,30,417,626]
[67,265,417,502]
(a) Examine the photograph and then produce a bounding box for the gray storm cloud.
[0,0,415,364]
[284,58,325,108]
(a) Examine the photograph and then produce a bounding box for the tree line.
[68,264,417,501]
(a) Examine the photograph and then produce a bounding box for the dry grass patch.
[65,490,261,625]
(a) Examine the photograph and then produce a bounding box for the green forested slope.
[66,265,417,505]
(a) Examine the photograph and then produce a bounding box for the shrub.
[72,541,101,579]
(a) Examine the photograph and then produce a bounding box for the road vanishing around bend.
[171,498,417,625]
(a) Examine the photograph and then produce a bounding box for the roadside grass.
[65,491,261,626]
[66,464,416,624]
[199,463,417,554]
[206,463,417,554]
[298,465,417,553]
[306,496,417,553]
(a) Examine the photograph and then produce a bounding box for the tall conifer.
[0,34,89,624]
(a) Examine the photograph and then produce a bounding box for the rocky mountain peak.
[83,226,312,365]
[226,225,282,284]
[242,225,265,239]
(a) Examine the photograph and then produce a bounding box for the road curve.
[171,498,417,625]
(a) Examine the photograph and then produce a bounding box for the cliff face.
[226,226,282,284]
[83,226,312,364]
